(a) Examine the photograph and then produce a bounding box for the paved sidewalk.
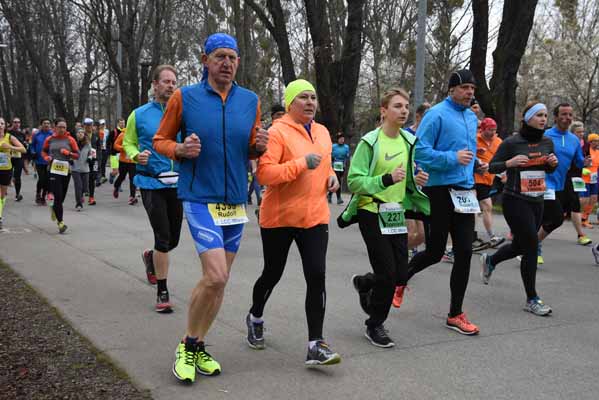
[2,174,599,399]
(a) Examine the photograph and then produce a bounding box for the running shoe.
[305,341,341,366]
[592,244,599,265]
[337,198,344,205]
[156,291,173,313]
[577,235,592,246]
[113,187,119,199]
[351,274,370,315]
[141,249,157,285]
[524,297,552,316]
[49,207,56,221]
[442,249,454,263]
[365,325,395,348]
[392,285,408,308]
[58,222,67,234]
[88,197,96,205]
[246,313,265,350]
[47,193,54,201]
[472,238,490,252]
[101,176,108,183]
[196,345,221,376]
[480,253,494,285]
[537,255,544,265]
[75,204,82,212]
[173,341,197,383]
[128,196,135,205]
[488,236,506,248]
[446,312,480,335]
[15,194,23,202]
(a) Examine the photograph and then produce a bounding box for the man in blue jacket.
[328,134,351,204]
[154,33,269,384]
[123,64,181,315]
[406,69,487,336]
[30,118,53,205]
[539,103,591,259]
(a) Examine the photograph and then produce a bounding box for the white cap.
[98,119,106,125]
[83,117,94,125]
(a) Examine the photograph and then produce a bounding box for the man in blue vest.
[123,64,182,315]
[154,33,269,384]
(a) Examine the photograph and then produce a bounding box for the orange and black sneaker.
[392,285,409,308]
[446,312,480,335]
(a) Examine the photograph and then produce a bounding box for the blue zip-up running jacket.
[544,126,584,191]
[123,101,178,190]
[30,129,53,165]
[415,97,479,188]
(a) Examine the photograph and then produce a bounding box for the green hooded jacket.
[338,127,430,227]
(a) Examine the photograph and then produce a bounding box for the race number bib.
[571,177,586,192]
[449,189,480,214]
[520,170,546,196]
[50,159,69,176]
[544,188,556,200]
[591,173,598,185]
[11,150,21,158]
[92,160,99,172]
[0,152,8,168]
[208,203,249,226]
[333,161,344,172]
[378,202,407,235]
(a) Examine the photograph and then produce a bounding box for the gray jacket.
[72,143,90,173]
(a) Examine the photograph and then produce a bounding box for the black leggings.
[114,162,136,197]
[489,195,541,300]
[49,173,70,222]
[35,164,49,198]
[407,186,475,317]
[250,224,328,341]
[140,188,183,252]
[11,158,23,196]
[541,197,564,234]
[354,209,408,327]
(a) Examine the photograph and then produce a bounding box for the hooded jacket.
[339,128,430,227]
[257,113,335,228]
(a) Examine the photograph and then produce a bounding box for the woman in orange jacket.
[113,130,138,205]
[245,79,341,366]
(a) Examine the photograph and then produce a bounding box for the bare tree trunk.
[489,0,538,136]
[244,0,296,84]
[304,0,365,136]
[470,0,494,118]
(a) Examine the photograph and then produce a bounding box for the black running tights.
[407,186,475,317]
[489,195,541,300]
[250,224,328,341]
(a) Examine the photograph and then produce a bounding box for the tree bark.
[470,0,495,118]
[489,0,538,136]
[244,0,296,85]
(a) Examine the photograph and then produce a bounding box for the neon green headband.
[284,79,316,112]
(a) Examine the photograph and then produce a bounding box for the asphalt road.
[2,173,599,400]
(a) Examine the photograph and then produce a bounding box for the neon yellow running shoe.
[196,346,221,376]
[537,255,544,265]
[577,235,592,246]
[172,342,197,383]
[58,221,67,234]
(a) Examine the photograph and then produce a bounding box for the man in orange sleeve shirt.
[153,33,269,385]
[473,117,505,250]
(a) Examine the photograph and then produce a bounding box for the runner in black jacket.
[480,101,558,316]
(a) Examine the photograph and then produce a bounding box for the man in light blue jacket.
[406,69,487,336]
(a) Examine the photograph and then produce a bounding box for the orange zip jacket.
[113,131,134,163]
[257,114,335,228]
[475,132,502,186]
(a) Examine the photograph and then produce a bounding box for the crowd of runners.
[2,32,599,386]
